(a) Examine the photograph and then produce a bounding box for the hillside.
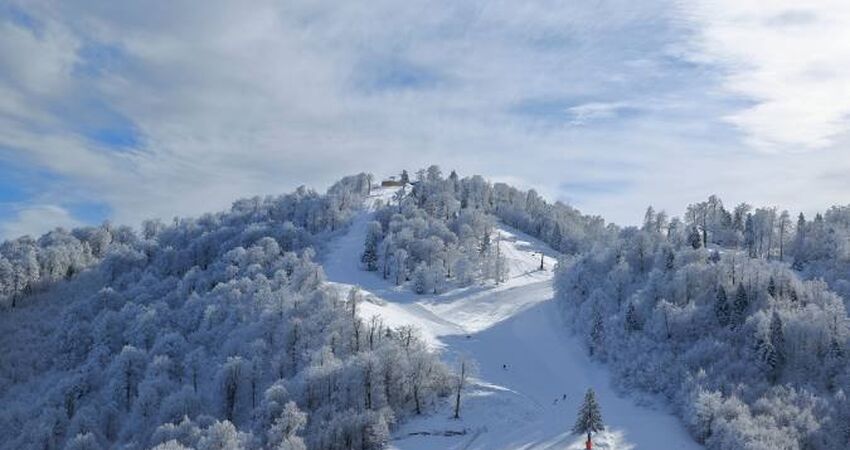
[321,187,701,449]
[0,175,451,450]
[1,167,848,450]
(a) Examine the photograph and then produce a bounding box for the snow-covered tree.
[572,388,604,444]
[361,221,382,271]
[714,285,730,327]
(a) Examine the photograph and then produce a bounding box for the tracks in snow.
[320,191,701,450]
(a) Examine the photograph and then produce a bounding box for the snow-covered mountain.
[321,187,700,449]
[1,167,847,450]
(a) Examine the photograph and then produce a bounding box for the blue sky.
[2,0,850,239]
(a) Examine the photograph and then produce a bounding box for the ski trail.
[321,188,701,450]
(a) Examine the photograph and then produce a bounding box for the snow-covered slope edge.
[321,187,702,450]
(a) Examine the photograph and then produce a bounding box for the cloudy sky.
[2,0,850,239]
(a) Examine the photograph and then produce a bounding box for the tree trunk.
[454,360,466,419]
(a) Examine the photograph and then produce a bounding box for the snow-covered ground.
[321,188,701,450]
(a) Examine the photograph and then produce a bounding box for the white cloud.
[0,19,78,96]
[568,102,633,125]
[2,0,850,235]
[0,0,685,228]
[679,0,850,150]
[0,205,82,240]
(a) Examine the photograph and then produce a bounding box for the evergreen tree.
[757,337,780,382]
[826,336,845,390]
[551,223,563,253]
[769,311,785,371]
[572,388,604,444]
[361,221,382,271]
[664,248,675,272]
[714,285,730,327]
[625,303,641,332]
[589,310,604,357]
[745,213,756,258]
[448,170,460,193]
[400,169,410,184]
[733,284,749,324]
[688,226,702,249]
[792,212,806,269]
[643,206,656,232]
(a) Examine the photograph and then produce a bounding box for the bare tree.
[453,356,477,419]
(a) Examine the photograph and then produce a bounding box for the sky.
[2,0,850,239]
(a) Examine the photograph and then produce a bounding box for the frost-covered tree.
[732,283,749,325]
[267,401,307,450]
[688,227,702,249]
[0,173,451,450]
[366,167,608,294]
[625,303,642,332]
[714,285,730,327]
[452,357,476,419]
[572,388,604,445]
[361,221,382,271]
[556,211,850,449]
[589,308,605,358]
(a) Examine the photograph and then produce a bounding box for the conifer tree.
[361,221,382,271]
[769,311,785,370]
[733,284,748,324]
[714,285,730,327]
[688,226,702,249]
[551,223,563,252]
[573,388,604,445]
[589,310,604,357]
[643,206,656,232]
[757,337,779,382]
[664,249,675,272]
[792,212,806,269]
[625,303,641,332]
[767,277,777,298]
[745,214,756,257]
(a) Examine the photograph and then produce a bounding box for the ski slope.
[321,188,701,450]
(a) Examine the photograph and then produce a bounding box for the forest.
[1,167,849,449]
[0,174,452,450]
[554,198,850,449]
[357,168,850,450]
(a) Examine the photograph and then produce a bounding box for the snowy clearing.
[320,188,702,450]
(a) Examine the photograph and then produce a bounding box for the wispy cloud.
[0,204,81,239]
[678,0,850,150]
[567,102,639,125]
[1,0,849,236]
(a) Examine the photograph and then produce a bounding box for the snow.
[321,187,702,450]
